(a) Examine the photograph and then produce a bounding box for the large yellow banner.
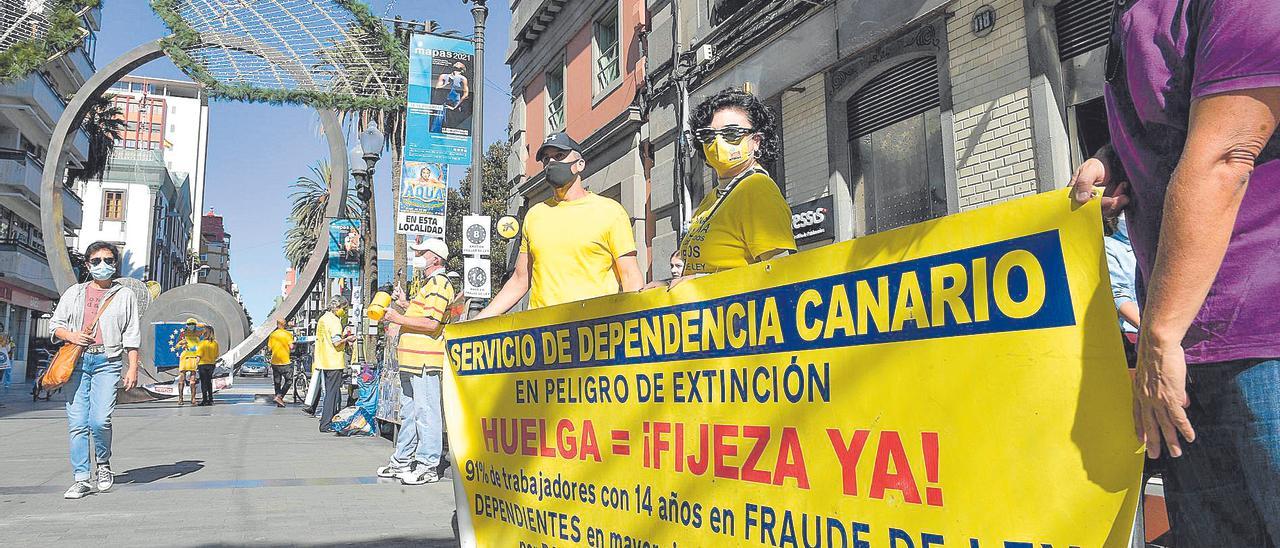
[444,190,1143,547]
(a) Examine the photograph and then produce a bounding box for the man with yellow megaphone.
[376,238,454,485]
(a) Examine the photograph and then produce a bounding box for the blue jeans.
[65,353,122,482]
[1164,359,1280,546]
[391,371,442,468]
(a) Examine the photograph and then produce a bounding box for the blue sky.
[95,1,513,324]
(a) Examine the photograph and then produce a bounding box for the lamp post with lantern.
[348,122,384,362]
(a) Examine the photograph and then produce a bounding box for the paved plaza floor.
[0,376,458,547]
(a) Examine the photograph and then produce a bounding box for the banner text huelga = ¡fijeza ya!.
[448,231,1073,375]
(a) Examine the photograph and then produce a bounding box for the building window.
[711,0,750,26]
[593,10,621,96]
[103,190,125,221]
[546,63,566,133]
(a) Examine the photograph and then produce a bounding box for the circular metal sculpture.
[138,283,250,382]
[38,38,349,371]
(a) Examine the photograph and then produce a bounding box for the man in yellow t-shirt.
[313,295,356,431]
[475,132,643,318]
[267,319,295,407]
[378,238,455,484]
[195,325,220,406]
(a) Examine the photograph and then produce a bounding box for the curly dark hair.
[689,87,780,166]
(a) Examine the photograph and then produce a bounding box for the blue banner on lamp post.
[406,33,475,166]
[328,219,363,279]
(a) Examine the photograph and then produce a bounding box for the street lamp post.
[350,122,384,362]
[465,0,487,215]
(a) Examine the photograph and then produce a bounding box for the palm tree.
[68,96,124,184]
[283,161,363,272]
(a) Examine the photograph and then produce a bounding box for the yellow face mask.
[334,308,348,319]
[702,135,755,176]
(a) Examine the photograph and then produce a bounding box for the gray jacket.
[49,281,141,359]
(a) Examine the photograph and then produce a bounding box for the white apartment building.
[74,148,194,291]
[104,76,209,256]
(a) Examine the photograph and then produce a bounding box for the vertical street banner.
[443,190,1144,547]
[406,33,475,166]
[397,161,449,236]
[328,219,362,279]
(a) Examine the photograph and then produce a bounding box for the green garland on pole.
[150,0,409,111]
[0,0,101,84]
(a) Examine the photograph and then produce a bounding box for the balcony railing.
[0,237,47,260]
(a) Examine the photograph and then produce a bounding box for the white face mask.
[412,254,429,269]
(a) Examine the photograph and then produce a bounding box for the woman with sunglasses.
[48,241,142,499]
[676,87,796,283]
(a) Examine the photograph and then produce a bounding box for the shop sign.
[791,195,835,245]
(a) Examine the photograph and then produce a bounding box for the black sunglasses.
[692,125,755,145]
[88,257,118,266]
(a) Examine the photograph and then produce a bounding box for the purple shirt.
[1105,0,1280,364]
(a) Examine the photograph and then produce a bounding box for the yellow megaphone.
[367,291,392,321]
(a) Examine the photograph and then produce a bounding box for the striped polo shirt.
[396,271,454,375]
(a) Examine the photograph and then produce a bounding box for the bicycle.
[29,349,59,402]
[290,354,311,404]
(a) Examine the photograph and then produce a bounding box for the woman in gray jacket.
[48,241,141,499]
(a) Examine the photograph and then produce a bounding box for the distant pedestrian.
[675,87,795,282]
[49,241,141,499]
[195,324,219,406]
[378,239,453,485]
[314,295,355,432]
[0,323,13,389]
[267,319,295,408]
[175,318,200,406]
[1068,0,1280,541]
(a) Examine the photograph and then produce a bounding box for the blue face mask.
[89,262,116,281]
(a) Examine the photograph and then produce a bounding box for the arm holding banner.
[474,252,531,320]
[615,254,643,292]
[1134,87,1280,458]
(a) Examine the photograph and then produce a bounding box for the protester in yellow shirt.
[475,132,643,317]
[195,324,220,406]
[313,295,355,431]
[266,319,295,408]
[676,88,796,282]
[378,238,455,484]
[175,318,201,406]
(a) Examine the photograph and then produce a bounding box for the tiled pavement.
[0,376,457,547]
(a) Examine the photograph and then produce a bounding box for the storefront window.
[847,56,946,233]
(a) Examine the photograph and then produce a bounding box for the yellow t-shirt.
[267,328,294,366]
[519,193,637,309]
[196,339,220,365]
[313,312,347,370]
[178,339,200,371]
[397,271,455,374]
[679,171,796,274]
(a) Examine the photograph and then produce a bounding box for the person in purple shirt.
[1070,0,1280,543]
